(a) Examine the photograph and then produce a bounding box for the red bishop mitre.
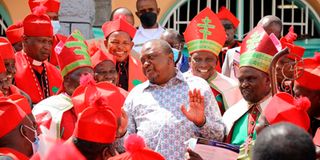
[217,6,240,28]
[240,26,278,73]
[0,37,15,60]
[5,22,24,45]
[73,105,117,144]
[102,15,136,39]
[72,74,126,118]
[91,49,116,69]
[109,134,165,160]
[55,30,92,77]
[264,92,310,131]
[23,5,53,37]
[184,7,226,57]
[295,53,320,90]
[29,0,60,13]
[0,100,27,138]
[280,26,305,60]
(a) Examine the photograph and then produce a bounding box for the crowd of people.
[0,0,319,159]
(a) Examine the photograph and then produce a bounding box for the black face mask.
[139,12,157,28]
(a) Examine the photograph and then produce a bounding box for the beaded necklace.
[24,54,50,100]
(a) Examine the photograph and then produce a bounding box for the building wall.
[1,0,29,23]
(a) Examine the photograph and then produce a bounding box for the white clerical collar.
[32,60,43,66]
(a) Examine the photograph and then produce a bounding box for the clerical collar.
[32,60,43,66]
[24,51,44,66]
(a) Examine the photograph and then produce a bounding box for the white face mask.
[20,125,40,154]
[51,20,61,34]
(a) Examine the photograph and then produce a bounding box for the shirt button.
[250,121,255,125]
[253,111,257,114]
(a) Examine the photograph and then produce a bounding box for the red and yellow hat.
[102,16,136,39]
[0,100,27,138]
[55,30,92,77]
[5,22,24,45]
[0,37,15,60]
[109,134,165,160]
[91,50,116,69]
[217,6,240,28]
[295,53,320,90]
[73,106,117,143]
[184,7,226,57]
[72,74,126,118]
[240,26,278,73]
[280,26,305,60]
[29,0,60,13]
[264,92,310,131]
[23,5,53,37]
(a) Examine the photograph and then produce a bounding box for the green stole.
[231,112,260,146]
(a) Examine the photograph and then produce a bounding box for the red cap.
[109,134,165,160]
[0,101,27,138]
[0,54,6,73]
[217,6,240,28]
[73,106,117,143]
[0,94,32,115]
[29,0,60,13]
[184,7,226,56]
[0,37,15,59]
[23,5,53,37]
[72,74,126,118]
[102,17,136,39]
[91,50,116,68]
[280,26,305,60]
[43,140,86,160]
[264,92,310,131]
[55,30,92,77]
[281,26,297,44]
[5,22,24,45]
[283,42,305,60]
[295,53,320,90]
[240,26,278,73]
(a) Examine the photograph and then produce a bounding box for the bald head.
[110,7,135,26]
[258,15,282,38]
[141,39,173,56]
[136,0,158,10]
[160,29,184,50]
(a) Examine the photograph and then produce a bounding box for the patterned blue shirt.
[124,70,225,160]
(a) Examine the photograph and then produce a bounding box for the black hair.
[252,123,316,160]
[73,137,114,160]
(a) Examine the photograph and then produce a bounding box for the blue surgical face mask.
[172,48,180,62]
[51,20,61,34]
[21,125,39,154]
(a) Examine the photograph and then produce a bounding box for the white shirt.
[221,47,241,81]
[124,70,225,160]
[132,24,165,54]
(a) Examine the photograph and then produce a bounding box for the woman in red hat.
[101,16,146,91]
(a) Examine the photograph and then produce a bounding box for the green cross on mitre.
[246,31,263,51]
[65,31,91,61]
[197,16,215,39]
